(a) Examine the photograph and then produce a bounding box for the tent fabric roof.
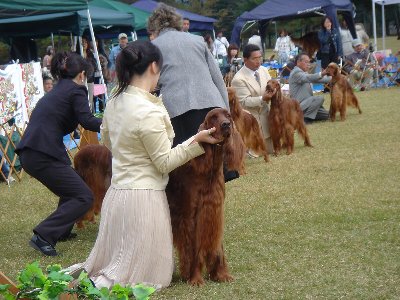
[0,0,90,18]
[372,0,400,4]
[91,0,149,31]
[238,0,353,22]
[0,6,134,37]
[231,0,355,46]
[132,0,216,31]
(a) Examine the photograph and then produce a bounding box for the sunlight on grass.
[1,85,399,299]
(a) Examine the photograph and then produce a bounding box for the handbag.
[93,84,107,96]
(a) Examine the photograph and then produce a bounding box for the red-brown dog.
[73,144,112,228]
[266,80,312,155]
[227,87,269,162]
[166,108,240,286]
[325,62,362,121]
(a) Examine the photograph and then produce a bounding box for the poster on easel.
[0,62,43,128]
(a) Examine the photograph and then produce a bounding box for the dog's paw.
[210,272,234,283]
[188,275,205,287]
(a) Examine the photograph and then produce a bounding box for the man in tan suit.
[231,44,273,155]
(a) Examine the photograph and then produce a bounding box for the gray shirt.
[152,28,229,118]
[289,66,331,102]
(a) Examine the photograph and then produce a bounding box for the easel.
[65,127,99,163]
[0,117,26,183]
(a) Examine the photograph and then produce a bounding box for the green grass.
[1,86,400,299]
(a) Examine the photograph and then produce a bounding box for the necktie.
[254,71,261,86]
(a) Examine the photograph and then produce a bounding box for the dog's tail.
[346,82,362,114]
[294,100,312,147]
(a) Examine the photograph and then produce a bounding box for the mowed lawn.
[1,86,400,299]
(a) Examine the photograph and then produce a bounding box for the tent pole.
[86,8,108,104]
[72,36,77,52]
[131,31,136,41]
[51,33,55,51]
[381,3,385,50]
[78,36,84,57]
[70,32,73,52]
[372,0,377,50]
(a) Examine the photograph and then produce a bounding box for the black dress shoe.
[224,170,240,183]
[58,232,77,242]
[29,234,58,256]
[304,118,314,125]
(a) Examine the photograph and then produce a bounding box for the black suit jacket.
[16,79,102,165]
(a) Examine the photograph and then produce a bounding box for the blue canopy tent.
[231,0,356,47]
[132,0,216,32]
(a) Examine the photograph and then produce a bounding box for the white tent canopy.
[372,0,400,50]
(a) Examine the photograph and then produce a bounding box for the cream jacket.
[231,65,271,139]
[101,85,204,190]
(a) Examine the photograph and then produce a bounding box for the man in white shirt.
[231,44,274,154]
[213,30,229,58]
[248,31,263,54]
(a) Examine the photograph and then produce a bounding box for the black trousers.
[19,148,93,246]
[170,107,239,182]
[171,108,216,147]
[320,52,338,69]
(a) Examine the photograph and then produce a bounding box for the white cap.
[118,33,128,40]
[352,39,362,47]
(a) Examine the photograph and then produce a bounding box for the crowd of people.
[2,1,399,295]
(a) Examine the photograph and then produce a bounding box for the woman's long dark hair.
[227,43,239,62]
[50,52,93,81]
[321,16,334,31]
[113,40,163,98]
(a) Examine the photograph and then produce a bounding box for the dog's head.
[266,79,282,104]
[199,108,232,141]
[194,108,243,174]
[325,63,340,77]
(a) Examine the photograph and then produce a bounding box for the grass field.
[1,86,399,299]
[1,34,400,298]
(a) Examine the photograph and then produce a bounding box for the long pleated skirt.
[82,187,174,289]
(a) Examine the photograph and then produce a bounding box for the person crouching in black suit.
[16,52,102,256]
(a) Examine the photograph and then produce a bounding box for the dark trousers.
[320,52,338,69]
[170,107,239,182]
[171,108,216,147]
[19,148,93,246]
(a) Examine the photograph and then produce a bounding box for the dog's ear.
[223,125,245,172]
[190,143,214,175]
[275,82,283,104]
[198,122,206,132]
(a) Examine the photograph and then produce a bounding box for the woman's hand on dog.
[193,127,223,144]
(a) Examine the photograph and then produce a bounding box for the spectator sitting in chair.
[343,39,376,91]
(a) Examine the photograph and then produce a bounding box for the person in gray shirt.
[289,54,331,124]
[148,3,228,146]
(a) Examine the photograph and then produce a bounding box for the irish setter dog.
[73,144,112,228]
[227,87,269,162]
[166,108,242,286]
[266,80,312,155]
[325,63,362,121]
[290,32,320,59]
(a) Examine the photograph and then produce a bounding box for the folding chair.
[382,55,400,86]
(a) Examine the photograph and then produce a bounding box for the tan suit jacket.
[231,65,271,139]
